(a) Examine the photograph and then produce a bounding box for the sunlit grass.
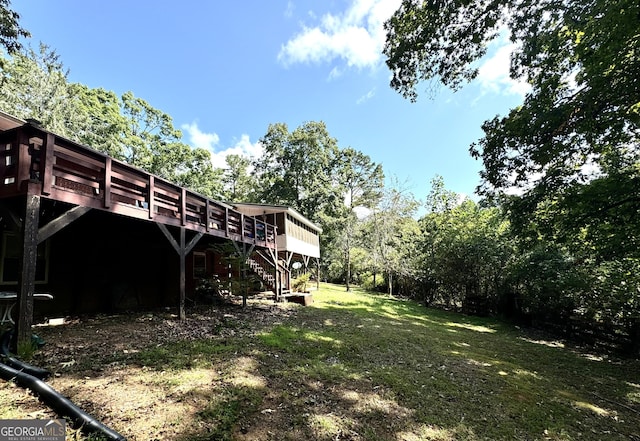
[2,282,639,440]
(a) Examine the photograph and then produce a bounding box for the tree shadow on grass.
[247,295,640,440]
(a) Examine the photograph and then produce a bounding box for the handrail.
[0,125,277,249]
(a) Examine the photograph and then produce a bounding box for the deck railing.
[0,125,276,248]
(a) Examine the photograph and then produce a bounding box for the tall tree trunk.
[346,246,351,292]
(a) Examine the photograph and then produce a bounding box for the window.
[193,251,207,278]
[0,232,49,284]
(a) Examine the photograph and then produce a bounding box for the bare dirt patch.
[2,298,299,440]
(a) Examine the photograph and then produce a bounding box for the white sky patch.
[284,1,294,18]
[357,88,376,104]
[182,122,264,169]
[475,33,531,98]
[278,0,401,70]
[182,122,220,151]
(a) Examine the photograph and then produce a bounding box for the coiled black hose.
[0,328,51,379]
[0,329,126,441]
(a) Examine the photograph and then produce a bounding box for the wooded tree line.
[1,0,638,354]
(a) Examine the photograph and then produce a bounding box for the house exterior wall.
[0,202,182,319]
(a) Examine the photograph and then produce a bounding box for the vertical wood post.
[15,193,41,351]
[225,207,230,237]
[180,188,187,226]
[15,129,30,192]
[205,200,211,232]
[104,157,112,208]
[179,227,186,320]
[41,133,54,196]
[148,176,155,219]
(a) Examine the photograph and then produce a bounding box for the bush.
[292,273,311,292]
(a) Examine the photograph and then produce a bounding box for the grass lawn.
[1,283,639,440]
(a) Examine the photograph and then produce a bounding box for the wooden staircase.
[247,252,290,295]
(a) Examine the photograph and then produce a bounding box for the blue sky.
[14,0,527,205]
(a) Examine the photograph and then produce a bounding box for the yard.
[1,283,639,440]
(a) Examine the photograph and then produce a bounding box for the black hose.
[0,329,50,379]
[0,361,126,440]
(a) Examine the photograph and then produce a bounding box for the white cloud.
[476,33,531,98]
[182,123,264,169]
[356,88,376,104]
[284,1,294,18]
[182,122,220,151]
[278,0,401,70]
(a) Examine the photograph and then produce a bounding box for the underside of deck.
[0,121,279,347]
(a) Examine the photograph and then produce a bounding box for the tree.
[367,177,419,296]
[222,154,257,202]
[253,121,341,222]
[0,46,223,198]
[0,44,85,136]
[335,148,384,291]
[384,0,639,213]
[0,0,29,53]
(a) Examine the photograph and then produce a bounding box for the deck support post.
[263,248,281,302]
[157,224,203,320]
[232,241,255,308]
[14,191,41,352]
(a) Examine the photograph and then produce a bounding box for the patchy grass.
[1,284,639,440]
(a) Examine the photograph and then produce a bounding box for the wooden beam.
[15,193,40,351]
[179,227,185,320]
[38,206,91,244]
[0,205,21,231]
[156,224,204,321]
[185,231,204,255]
[285,251,294,267]
[157,223,180,254]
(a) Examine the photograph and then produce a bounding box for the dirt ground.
[1,298,301,440]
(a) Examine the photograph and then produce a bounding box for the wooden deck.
[0,123,276,248]
[0,121,281,347]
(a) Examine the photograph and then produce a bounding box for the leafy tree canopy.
[384,0,640,253]
[254,121,341,221]
[0,44,223,198]
[0,0,29,53]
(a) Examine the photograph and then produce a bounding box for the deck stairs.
[247,252,290,294]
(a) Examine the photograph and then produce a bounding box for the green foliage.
[222,154,257,201]
[0,0,29,54]
[253,121,340,222]
[0,45,224,198]
[385,0,640,257]
[384,0,640,354]
[292,273,310,292]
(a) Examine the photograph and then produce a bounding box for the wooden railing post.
[41,133,54,196]
[205,200,211,232]
[180,188,187,226]
[148,176,155,219]
[15,128,30,192]
[104,157,112,208]
[225,207,230,237]
[253,219,257,242]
